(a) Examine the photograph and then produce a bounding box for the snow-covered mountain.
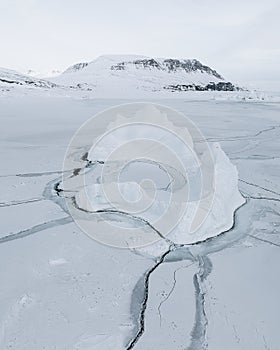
[24,69,61,78]
[0,55,239,97]
[0,67,58,90]
[51,55,238,97]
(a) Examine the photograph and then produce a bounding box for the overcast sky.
[0,0,279,89]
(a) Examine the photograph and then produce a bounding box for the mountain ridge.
[62,55,224,80]
[51,55,237,96]
[0,55,240,96]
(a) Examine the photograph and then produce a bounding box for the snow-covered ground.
[0,92,279,349]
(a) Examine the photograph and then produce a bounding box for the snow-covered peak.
[61,55,224,79]
[23,69,61,78]
[0,56,239,98]
[49,55,234,97]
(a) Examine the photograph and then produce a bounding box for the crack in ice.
[187,255,212,350]
[0,198,44,207]
[0,216,73,244]
[239,179,280,197]
[126,247,174,350]
[157,262,195,327]
[248,234,280,248]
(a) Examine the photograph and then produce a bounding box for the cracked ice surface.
[0,94,280,349]
[71,143,244,251]
[61,104,244,254]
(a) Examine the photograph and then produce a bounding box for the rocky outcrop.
[64,62,89,73]
[111,58,224,80]
[164,82,239,92]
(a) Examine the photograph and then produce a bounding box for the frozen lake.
[0,94,279,349]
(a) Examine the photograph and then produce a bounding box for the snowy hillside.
[1,56,244,98]
[0,68,58,90]
[51,55,238,97]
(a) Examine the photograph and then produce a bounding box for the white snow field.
[0,89,280,350]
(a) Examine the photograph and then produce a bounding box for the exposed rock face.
[111,58,224,80]
[64,62,89,73]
